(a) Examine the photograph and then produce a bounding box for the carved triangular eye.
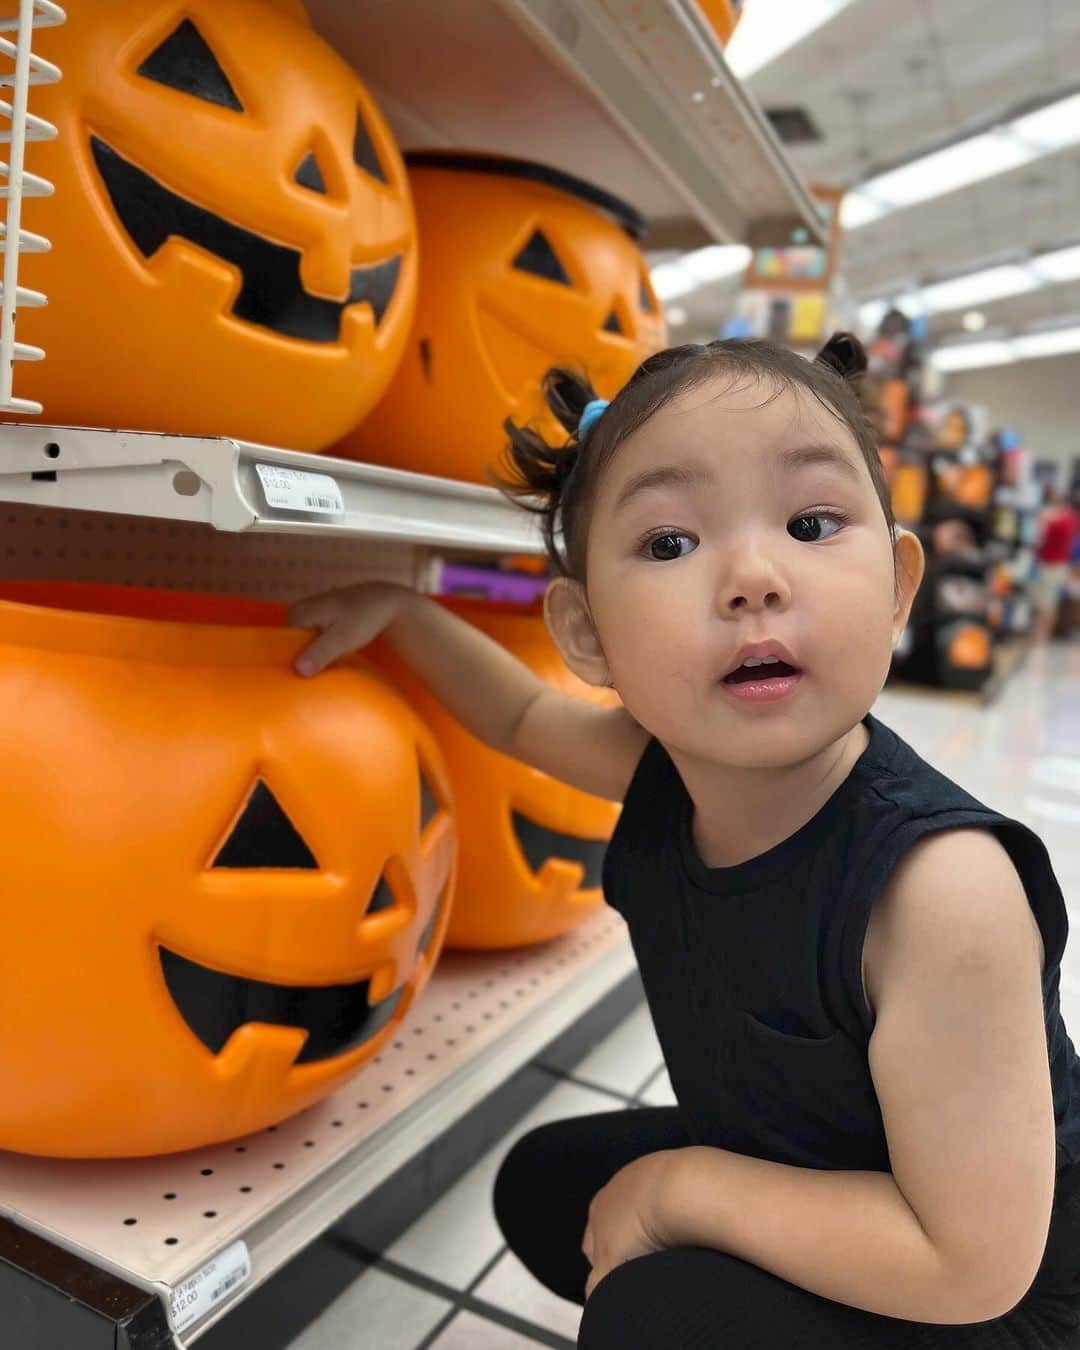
[639,276,657,313]
[353,110,387,183]
[602,308,624,334]
[367,876,397,914]
[512,230,571,285]
[419,766,441,832]
[213,782,318,870]
[295,152,327,194]
[138,20,243,112]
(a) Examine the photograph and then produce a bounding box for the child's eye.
[788,512,846,543]
[644,531,698,561]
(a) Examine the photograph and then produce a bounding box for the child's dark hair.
[493,333,895,582]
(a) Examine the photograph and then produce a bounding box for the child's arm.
[650,828,1056,1323]
[288,581,648,802]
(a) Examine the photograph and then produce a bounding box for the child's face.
[581,376,919,770]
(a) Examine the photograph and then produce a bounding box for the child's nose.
[719,550,792,615]
[728,588,784,613]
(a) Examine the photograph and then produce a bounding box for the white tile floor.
[285,641,1080,1349]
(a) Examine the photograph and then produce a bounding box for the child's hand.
[582,1151,676,1299]
[288,581,409,676]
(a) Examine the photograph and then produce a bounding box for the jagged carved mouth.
[160,909,438,1065]
[91,136,402,344]
[511,812,606,889]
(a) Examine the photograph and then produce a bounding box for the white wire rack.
[0,0,63,415]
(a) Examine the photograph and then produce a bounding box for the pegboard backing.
[0,501,425,600]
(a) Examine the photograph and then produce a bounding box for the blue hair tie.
[578,399,609,439]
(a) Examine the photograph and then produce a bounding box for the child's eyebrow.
[777,443,862,482]
[614,444,860,514]
[613,462,711,514]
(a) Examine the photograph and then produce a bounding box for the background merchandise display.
[0,584,454,1157]
[859,308,1021,692]
[727,182,844,349]
[6,0,418,450]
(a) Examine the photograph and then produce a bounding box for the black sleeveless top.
[603,712,1080,1325]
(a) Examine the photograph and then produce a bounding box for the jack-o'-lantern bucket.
[695,0,744,45]
[9,0,417,450]
[374,598,621,950]
[339,152,667,483]
[0,583,454,1157]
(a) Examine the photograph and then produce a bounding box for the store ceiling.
[671,0,1080,346]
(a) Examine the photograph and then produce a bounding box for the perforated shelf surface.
[0,909,633,1345]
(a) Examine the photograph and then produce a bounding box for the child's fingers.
[293,625,355,677]
[286,593,339,630]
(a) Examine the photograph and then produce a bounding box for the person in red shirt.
[1034,490,1080,638]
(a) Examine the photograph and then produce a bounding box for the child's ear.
[891,528,925,646]
[544,578,612,687]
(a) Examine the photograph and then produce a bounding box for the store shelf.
[0,909,634,1346]
[306,0,824,250]
[0,424,545,554]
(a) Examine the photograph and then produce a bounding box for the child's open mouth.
[724,658,799,684]
[720,654,803,703]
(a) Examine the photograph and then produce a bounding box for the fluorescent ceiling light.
[666,304,689,326]
[841,91,1080,230]
[1012,94,1080,151]
[962,311,987,332]
[1031,244,1080,284]
[930,325,1080,371]
[650,245,750,300]
[860,243,1080,327]
[930,342,1015,372]
[920,265,1037,314]
[840,193,887,229]
[725,0,857,79]
[1014,325,1080,359]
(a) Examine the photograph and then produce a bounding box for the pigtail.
[488,367,600,574]
[543,367,599,434]
[813,330,884,441]
[814,331,868,379]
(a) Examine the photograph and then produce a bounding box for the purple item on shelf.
[437,563,549,605]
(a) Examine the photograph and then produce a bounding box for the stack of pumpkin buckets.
[0,0,739,1157]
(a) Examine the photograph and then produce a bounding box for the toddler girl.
[290,336,1080,1348]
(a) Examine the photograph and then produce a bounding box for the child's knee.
[492,1124,554,1239]
[578,1248,747,1348]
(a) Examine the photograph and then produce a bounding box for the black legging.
[493,1106,1080,1349]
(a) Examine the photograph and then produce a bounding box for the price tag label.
[256,463,344,516]
[170,1240,251,1334]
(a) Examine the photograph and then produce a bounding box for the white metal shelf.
[0,424,546,554]
[306,0,824,250]
[0,910,634,1346]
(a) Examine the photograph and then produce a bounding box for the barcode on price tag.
[170,1240,251,1334]
[255,463,344,516]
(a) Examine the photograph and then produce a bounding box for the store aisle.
[279,642,1080,1350]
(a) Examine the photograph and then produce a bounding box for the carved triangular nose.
[295,151,328,195]
[213,781,319,870]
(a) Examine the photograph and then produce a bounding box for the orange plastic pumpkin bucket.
[0,583,454,1156]
[8,0,417,450]
[339,152,667,483]
[374,598,621,950]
